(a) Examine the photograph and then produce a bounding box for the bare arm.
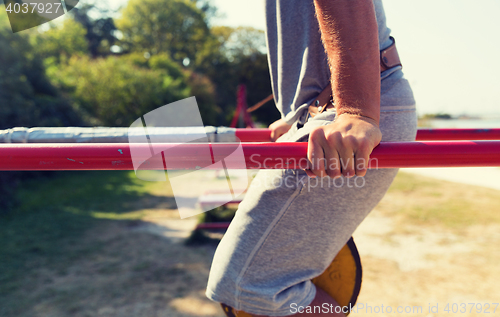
[307,0,382,178]
[314,0,380,122]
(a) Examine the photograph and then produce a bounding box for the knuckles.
[342,134,359,147]
[325,130,343,144]
[309,127,326,141]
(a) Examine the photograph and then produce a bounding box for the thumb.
[270,129,279,142]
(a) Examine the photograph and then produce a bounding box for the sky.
[105,0,500,117]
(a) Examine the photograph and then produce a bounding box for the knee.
[206,263,238,305]
[207,272,316,316]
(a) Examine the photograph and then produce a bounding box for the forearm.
[313,0,380,124]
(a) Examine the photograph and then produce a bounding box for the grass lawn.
[0,171,182,316]
[381,172,500,231]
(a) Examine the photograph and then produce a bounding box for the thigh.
[207,166,400,314]
[206,110,417,314]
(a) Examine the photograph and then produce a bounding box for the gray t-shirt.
[265,0,395,124]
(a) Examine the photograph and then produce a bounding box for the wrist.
[335,109,380,126]
[332,86,380,125]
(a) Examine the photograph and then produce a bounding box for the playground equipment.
[0,127,499,313]
[1,127,500,143]
[0,141,499,171]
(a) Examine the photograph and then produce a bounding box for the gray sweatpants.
[206,70,417,316]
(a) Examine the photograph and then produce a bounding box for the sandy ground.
[118,202,500,317]
[352,210,500,317]
[402,167,500,191]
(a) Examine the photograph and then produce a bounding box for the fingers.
[354,146,371,177]
[269,125,280,142]
[337,145,355,178]
[308,127,353,179]
[304,168,317,178]
[322,130,341,179]
[307,128,345,178]
[269,119,292,142]
[269,120,280,142]
[306,117,381,179]
[270,127,286,142]
[307,129,364,179]
[323,146,341,179]
[313,127,352,178]
[307,128,327,178]
[270,130,279,142]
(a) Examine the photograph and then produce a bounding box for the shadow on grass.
[0,171,178,313]
[185,205,236,246]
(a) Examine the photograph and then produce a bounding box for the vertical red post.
[230,84,255,128]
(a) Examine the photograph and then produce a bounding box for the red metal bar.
[235,128,500,142]
[0,141,499,171]
[416,128,500,140]
[235,128,272,142]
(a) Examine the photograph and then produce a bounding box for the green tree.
[70,4,118,58]
[148,53,219,124]
[195,26,278,126]
[114,1,275,126]
[30,18,88,63]
[116,0,211,63]
[214,26,266,62]
[48,55,192,126]
[0,13,83,129]
[0,11,85,213]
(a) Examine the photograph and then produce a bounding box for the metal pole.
[416,128,500,141]
[0,141,499,171]
[235,128,500,142]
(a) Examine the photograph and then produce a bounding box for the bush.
[0,24,84,129]
[48,55,191,126]
[30,19,88,63]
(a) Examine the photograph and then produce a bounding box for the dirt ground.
[15,219,223,317]
[7,171,500,317]
[352,211,500,317]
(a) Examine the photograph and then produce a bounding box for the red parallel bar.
[235,128,272,142]
[416,128,500,140]
[235,128,500,142]
[0,141,499,171]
